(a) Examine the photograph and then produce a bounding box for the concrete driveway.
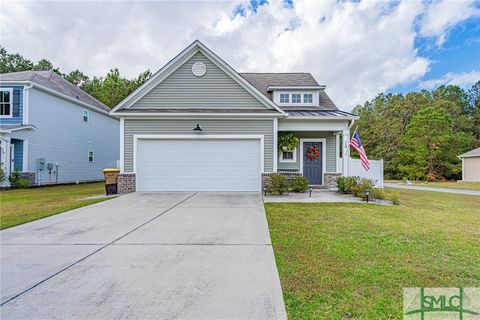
[1,192,286,320]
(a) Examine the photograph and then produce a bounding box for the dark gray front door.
[303,142,322,185]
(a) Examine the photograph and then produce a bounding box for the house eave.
[112,112,283,118]
[0,80,114,117]
[266,85,325,91]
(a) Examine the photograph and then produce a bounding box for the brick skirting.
[118,173,136,194]
[261,172,302,189]
[324,173,342,189]
[19,172,36,185]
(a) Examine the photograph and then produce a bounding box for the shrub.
[370,188,385,200]
[267,173,289,195]
[391,192,400,205]
[337,176,360,194]
[353,178,376,199]
[0,167,5,182]
[336,176,346,192]
[9,171,31,189]
[291,176,309,192]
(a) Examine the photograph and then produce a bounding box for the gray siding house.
[0,71,119,186]
[111,40,357,192]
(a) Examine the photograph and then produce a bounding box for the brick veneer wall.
[324,173,342,189]
[118,173,136,194]
[261,172,302,189]
[19,172,36,185]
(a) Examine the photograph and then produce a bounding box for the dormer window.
[292,94,301,103]
[280,93,289,103]
[303,93,313,103]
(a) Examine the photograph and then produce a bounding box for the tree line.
[352,83,480,181]
[0,46,151,108]
[2,46,479,181]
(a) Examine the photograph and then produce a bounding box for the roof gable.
[0,70,110,113]
[459,147,480,158]
[111,41,284,114]
[133,51,267,109]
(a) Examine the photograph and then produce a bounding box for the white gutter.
[266,85,325,91]
[111,112,284,118]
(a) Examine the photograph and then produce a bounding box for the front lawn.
[386,180,480,191]
[0,182,107,229]
[265,188,480,319]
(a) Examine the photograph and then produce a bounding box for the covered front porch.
[274,117,352,188]
[0,125,35,187]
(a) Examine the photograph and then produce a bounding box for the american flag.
[350,132,370,171]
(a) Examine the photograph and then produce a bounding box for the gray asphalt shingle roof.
[239,73,338,111]
[459,147,480,158]
[0,70,110,113]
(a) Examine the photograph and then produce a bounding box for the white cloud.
[420,70,480,89]
[0,0,478,110]
[419,0,480,46]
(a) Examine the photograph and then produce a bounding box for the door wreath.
[306,146,320,160]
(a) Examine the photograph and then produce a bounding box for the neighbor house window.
[0,89,13,118]
[83,110,89,122]
[280,93,289,103]
[280,149,296,162]
[303,93,313,103]
[292,93,301,103]
[88,150,94,162]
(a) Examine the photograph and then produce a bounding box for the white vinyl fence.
[348,159,384,188]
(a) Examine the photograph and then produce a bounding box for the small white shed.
[459,148,480,182]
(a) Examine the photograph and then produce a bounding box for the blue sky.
[1,0,479,109]
[390,15,480,94]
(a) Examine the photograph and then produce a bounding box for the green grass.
[0,182,108,229]
[265,188,480,319]
[386,180,480,191]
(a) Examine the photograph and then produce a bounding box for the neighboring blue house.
[0,70,119,186]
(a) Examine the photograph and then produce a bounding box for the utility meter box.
[47,163,54,171]
[36,158,46,170]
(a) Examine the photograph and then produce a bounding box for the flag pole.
[345,126,358,155]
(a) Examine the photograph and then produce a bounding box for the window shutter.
[12,90,20,117]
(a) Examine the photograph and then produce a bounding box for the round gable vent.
[192,62,207,77]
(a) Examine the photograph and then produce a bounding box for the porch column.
[342,129,350,176]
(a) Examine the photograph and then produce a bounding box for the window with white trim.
[88,150,94,162]
[83,110,89,122]
[303,93,313,103]
[0,89,13,118]
[292,93,301,103]
[280,93,289,103]
[280,148,297,162]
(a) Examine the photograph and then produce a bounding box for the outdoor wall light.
[193,123,202,132]
[365,189,371,203]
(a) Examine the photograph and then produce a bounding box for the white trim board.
[110,40,285,115]
[299,138,327,185]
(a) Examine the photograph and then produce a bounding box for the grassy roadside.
[265,188,480,319]
[0,182,108,229]
[386,180,480,191]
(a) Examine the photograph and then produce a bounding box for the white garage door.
[136,138,261,191]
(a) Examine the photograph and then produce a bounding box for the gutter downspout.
[23,83,33,125]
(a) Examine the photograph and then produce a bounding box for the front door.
[303,142,322,185]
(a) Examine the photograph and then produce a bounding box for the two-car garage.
[135,136,263,192]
